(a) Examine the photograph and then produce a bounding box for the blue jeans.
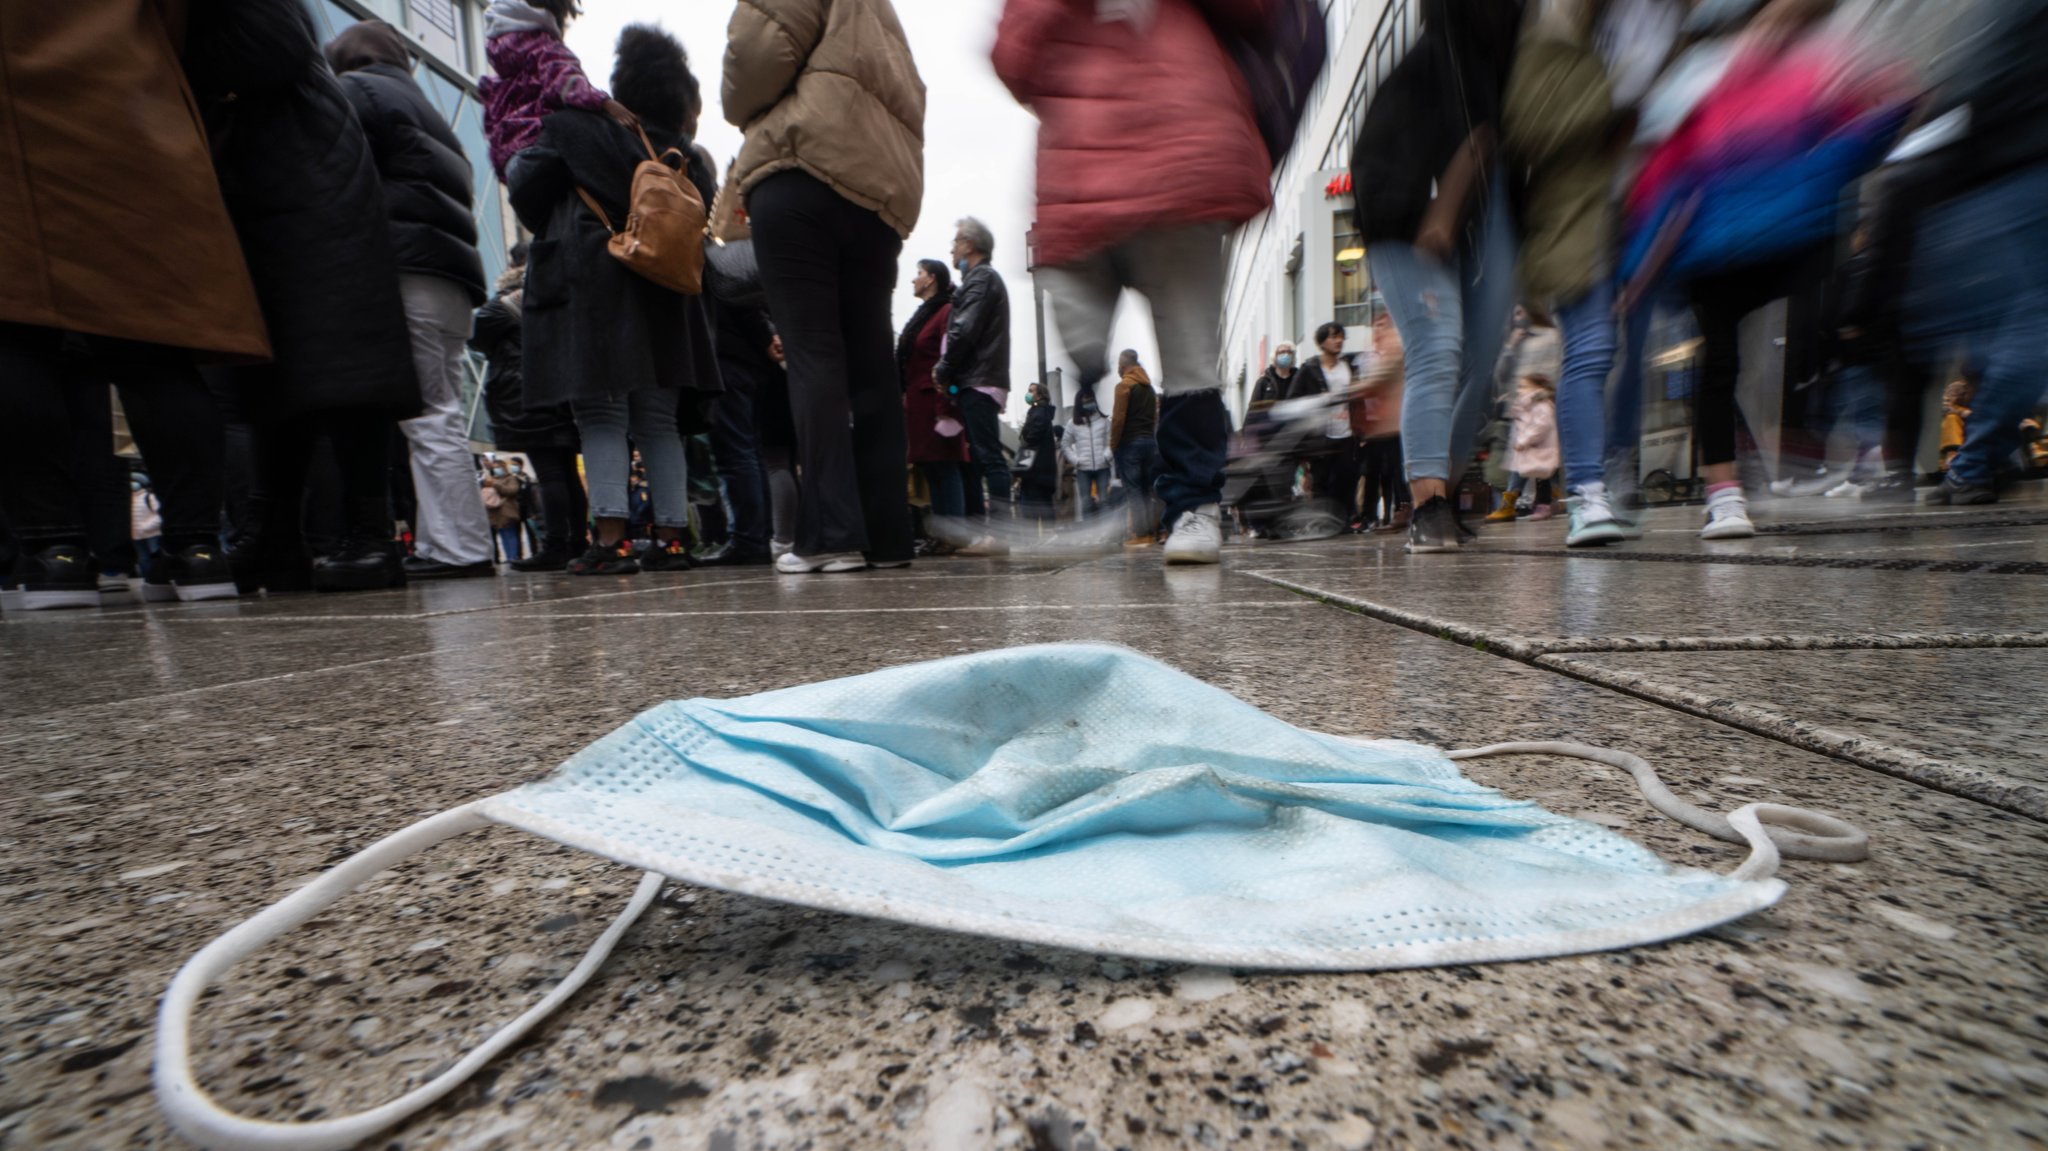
[919,461,965,519]
[494,524,524,562]
[1116,438,1161,535]
[574,389,689,528]
[1369,180,1518,483]
[1077,467,1112,516]
[1902,161,2048,487]
[1554,278,1618,493]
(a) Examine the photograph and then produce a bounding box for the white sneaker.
[1699,488,1756,540]
[1162,505,1222,565]
[955,535,1010,557]
[770,539,793,559]
[775,551,867,574]
[1823,479,1867,499]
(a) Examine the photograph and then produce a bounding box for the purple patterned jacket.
[481,30,609,179]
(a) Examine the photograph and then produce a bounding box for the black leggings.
[1359,436,1409,523]
[750,170,912,561]
[521,445,589,555]
[1309,438,1360,520]
[1688,246,1833,468]
[0,323,225,554]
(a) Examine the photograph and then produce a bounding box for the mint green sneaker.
[1565,491,1626,548]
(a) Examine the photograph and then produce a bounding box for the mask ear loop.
[1445,741,1868,882]
[154,803,665,1151]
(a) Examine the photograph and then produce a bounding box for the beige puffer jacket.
[722,0,926,238]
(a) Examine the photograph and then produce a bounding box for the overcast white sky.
[565,0,1161,421]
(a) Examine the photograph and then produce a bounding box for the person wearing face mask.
[1061,386,1115,519]
[1248,344,1298,421]
[932,218,1013,554]
[1015,382,1062,523]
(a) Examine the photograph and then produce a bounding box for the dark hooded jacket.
[184,0,418,420]
[507,109,721,424]
[332,47,488,303]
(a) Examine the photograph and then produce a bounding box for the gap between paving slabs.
[1248,570,2048,823]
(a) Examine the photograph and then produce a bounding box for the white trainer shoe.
[1162,505,1222,565]
[1699,488,1756,540]
[775,551,867,574]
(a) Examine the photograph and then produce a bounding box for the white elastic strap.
[1446,741,1868,882]
[154,803,665,1151]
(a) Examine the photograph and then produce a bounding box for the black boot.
[313,538,405,592]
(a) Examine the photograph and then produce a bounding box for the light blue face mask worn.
[155,643,1866,1151]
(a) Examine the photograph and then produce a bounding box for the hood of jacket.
[722,0,926,238]
[485,0,559,39]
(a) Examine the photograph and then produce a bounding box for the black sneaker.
[510,548,569,573]
[642,538,697,572]
[401,556,497,580]
[1860,470,1919,505]
[1931,473,1997,506]
[6,544,99,610]
[313,540,405,592]
[694,540,773,567]
[142,544,240,603]
[1405,496,1461,554]
[567,540,640,576]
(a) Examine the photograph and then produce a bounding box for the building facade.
[1220,0,1414,419]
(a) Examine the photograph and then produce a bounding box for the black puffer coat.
[472,288,578,451]
[337,62,486,304]
[183,0,418,421]
[507,110,721,425]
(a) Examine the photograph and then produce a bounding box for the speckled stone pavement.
[4,496,2046,1151]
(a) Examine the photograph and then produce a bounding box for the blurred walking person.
[1352,0,1525,553]
[725,0,925,575]
[994,0,1278,566]
[898,259,970,545]
[328,21,497,580]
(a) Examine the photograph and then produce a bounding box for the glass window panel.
[307,0,358,43]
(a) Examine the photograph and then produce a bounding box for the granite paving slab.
[4,592,2044,1149]
[1244,557,2048,653]
[0,613,559,723]
[1540,649,2048,821]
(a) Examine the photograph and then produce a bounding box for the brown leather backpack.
[576,125,706,295]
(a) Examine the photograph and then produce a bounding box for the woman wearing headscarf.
[725,0,925,575]
[1351,0,1526,553]
[509,24,723,576]
[897,258,969,536]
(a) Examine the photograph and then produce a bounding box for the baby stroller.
[1225,394,1351,540]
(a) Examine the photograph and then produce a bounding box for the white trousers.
[398,274,494,565]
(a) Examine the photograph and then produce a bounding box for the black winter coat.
[1020,402,1060,478]
[472,290,578,451]
[507,110,721,423]
[183,0,418,421]
[337,62,487,304]
[935,262,1011,394]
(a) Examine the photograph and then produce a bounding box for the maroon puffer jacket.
[993,0,1275,269]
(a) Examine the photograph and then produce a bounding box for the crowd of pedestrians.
[3,0,2043,609]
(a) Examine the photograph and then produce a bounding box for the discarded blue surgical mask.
[157,643,1865,1151]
